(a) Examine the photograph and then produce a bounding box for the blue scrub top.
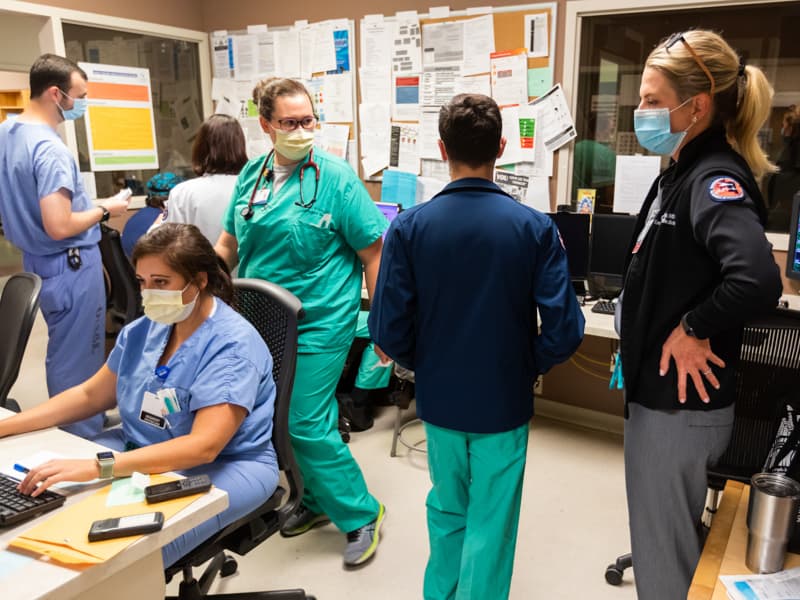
[107,298,277,464]
[0,120,99,255]
[369,178,585,433]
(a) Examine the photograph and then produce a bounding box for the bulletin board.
[356,3,559,211]
[208,19,360,170]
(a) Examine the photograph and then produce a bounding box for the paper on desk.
[0,550,34,583]
[7,474,202,566]
[721,565,800,599]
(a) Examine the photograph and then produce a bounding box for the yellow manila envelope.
[8,474,209,566]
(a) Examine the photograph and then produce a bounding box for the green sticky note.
[106,477,146,507]
[246,98,259,118]
[528,67,553,98]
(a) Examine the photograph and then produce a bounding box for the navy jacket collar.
[436,177,510,200]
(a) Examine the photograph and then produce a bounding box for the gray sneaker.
[343,503,386,567]
[280,504,331,537]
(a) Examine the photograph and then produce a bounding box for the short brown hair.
[132,223,233,305]
[253,77,316,121]
[192,115,248,176]
[30,53,87,99]
[439,94,502,168]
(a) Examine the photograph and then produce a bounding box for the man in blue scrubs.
[370,94,585,599]
[0,54,129,437]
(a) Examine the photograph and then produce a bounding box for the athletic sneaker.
[279,504,331,537]
[343,503,386,567]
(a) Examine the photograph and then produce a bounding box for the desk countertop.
[689,481,800,600]
[0,409,227,600]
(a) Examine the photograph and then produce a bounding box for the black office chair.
[98,224,142,334]
[605,307,800,585]
[0,272,42,413]
[166,278,314,600]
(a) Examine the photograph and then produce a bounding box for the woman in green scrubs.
[215,78,387,568]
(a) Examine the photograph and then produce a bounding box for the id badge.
[139,391,167,429]
[253,188,270,206]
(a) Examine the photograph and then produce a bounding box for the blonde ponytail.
[729,65,777,181]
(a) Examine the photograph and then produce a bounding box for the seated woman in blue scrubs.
[0,223,279,567]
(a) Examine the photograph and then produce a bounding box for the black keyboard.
[0,473,66,526]
[591,300,617,315]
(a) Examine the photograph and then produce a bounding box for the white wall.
[0,10,49,72]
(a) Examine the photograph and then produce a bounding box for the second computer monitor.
[587,213,638,299]
[547,212,590,282]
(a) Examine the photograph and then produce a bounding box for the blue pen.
[13,463,30,474]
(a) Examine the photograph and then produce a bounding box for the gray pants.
[624,402,734,600]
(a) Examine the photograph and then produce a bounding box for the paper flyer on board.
[79,62,159,172]
[490,48,528,107]
[528,84,577,151]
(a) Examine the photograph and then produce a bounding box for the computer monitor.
[547,212,590,293]
[786,191,800,281]
[587,213,638,299]
[375,201,401,239]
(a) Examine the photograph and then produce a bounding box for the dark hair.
[253,77,316,121]
[438,94,502,167]
[29,53,87,99]
[132,223,233,305]
[192,115,248,176]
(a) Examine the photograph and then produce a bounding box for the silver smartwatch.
[96,451,115,479]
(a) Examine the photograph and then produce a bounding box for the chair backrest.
[0,273,42,407]
[98,224,142,326]
[710,308,800,483]
[233,278,305,525]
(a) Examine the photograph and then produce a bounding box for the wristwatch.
[680,312,702,339]
[99,206,110,223]
[96,451,115,479]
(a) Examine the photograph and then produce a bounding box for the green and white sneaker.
[280,504,331,538]
[343,503,386,567]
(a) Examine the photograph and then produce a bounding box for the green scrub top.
[223,147,388,352]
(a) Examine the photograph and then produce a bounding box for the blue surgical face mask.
[633,97,694,156]
[57,89,88,121]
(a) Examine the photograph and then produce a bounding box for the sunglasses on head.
[665,32,716,97]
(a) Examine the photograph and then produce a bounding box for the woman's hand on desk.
[17,459,98,497]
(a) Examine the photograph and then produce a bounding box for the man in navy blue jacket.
[369,94,585,599]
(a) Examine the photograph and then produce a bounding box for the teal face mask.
[633,97,693,156]
[57,90,88,121]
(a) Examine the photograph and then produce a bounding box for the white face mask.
[273,128,314,161]
[141,281,199,325]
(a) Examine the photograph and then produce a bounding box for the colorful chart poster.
[79,62,159,172]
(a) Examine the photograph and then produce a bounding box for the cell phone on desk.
[88,511,164,542]
[144,474,212,504]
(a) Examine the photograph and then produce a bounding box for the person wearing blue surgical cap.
[121,172,183,258]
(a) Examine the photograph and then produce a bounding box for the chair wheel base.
[605,565,624,586]
[221,555,238,578]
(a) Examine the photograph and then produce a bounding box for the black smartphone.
[88,511,164,542]
[144,474,212,504]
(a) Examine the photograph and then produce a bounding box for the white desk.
[0,410,228,600]
[576,294,800,341]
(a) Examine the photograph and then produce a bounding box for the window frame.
[559,0,796,248]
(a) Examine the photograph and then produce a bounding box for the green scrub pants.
[289,348,381,532]
[354,310,392,390]
[423,422,529,600]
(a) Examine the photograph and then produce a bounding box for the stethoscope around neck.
[241,148,321,221]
